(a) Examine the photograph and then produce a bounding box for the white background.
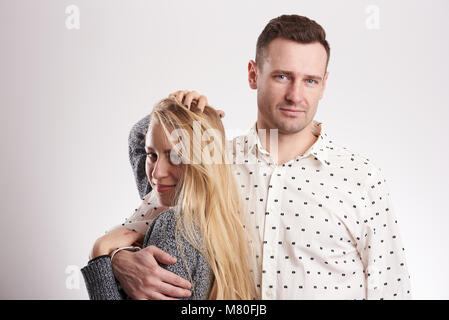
[0,0,448,299]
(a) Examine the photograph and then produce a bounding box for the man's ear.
[248,60,258,90]
[319,71,329,99]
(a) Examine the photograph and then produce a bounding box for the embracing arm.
[85,225,193,300]
[82,227,142,300]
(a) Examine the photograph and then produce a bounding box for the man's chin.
[275,120,307,135]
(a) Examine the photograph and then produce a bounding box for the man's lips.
[155,184,176,193]
[279,108,305,117]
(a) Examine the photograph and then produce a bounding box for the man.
[104,14,412,299]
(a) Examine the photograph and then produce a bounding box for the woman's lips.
[155,184,176,193]
[279,108,305,117]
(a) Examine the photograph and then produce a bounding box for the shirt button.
[266,290,272,297]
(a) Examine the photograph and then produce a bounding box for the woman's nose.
[152,158,170,180]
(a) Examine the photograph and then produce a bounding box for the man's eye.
[306,79,317,84]
[276,75,288,80]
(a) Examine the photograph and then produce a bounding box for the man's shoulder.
[326,142,385,183]
[229,128,253,144]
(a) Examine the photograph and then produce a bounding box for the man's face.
[249,38,329,134]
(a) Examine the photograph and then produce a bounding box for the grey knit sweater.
[128,114,152,199]
[81,209,213,300]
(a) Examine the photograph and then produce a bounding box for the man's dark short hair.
[256,14,330,71]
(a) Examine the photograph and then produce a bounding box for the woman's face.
[145,121,184,207]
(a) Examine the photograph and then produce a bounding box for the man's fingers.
[216,109,225,119]
[148,290,180,300]
[158,281,192,298]
[172,90,186,105]
[183,91,197,109]
[148,246,177,265]
[168,92,178,101]
[142,291,180,301]
[196,95,208,112]
[168,90,218,114]
[159,267,192,290]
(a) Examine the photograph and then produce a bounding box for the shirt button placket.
[261,166,282,300]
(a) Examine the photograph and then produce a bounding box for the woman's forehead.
[145,122,173,150]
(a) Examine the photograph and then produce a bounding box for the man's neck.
[256,120,318,165]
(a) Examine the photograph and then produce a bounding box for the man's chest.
[232,160,367,254]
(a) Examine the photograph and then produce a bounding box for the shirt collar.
[246,120,331,166]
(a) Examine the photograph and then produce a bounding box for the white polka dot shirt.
[122,120,412,300]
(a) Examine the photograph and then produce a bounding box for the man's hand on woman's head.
[111,245,193,300]
[168,90,226,119]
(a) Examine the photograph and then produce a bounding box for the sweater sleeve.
[81,255,127,300]
[128,114,152,199]
[81,210,212,300]
[144,210,213,300]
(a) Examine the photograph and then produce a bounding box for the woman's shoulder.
[150,208,177,228]
[143,209,177,246]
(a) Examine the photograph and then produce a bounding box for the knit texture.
[128,114,151,199]
[81,209,212,300]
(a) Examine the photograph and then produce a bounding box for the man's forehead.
[263,39,327,74]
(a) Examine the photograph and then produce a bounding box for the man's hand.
[111,245,193,300]
[168,90,225,118]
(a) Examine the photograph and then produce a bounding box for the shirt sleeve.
[128,114,152,199]
[116,191,169,235]
[357,167,412,299]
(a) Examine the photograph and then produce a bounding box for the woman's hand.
[90,227,144,260]
[168,90,226,118]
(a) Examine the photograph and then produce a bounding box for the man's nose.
[285,81,305,105]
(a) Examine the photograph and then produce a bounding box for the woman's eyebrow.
[144,147,172,153]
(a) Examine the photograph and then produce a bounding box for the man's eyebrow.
[272,69,293,75]
[305,74,323,81]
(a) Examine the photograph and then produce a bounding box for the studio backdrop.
[0,0,448,299]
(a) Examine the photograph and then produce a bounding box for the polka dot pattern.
[124,118,412,300]
[118,191,165,235]
[232,121,411,300]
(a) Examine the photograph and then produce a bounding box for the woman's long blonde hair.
[149,98,257,300]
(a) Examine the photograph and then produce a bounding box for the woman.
[81,97,257,300]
